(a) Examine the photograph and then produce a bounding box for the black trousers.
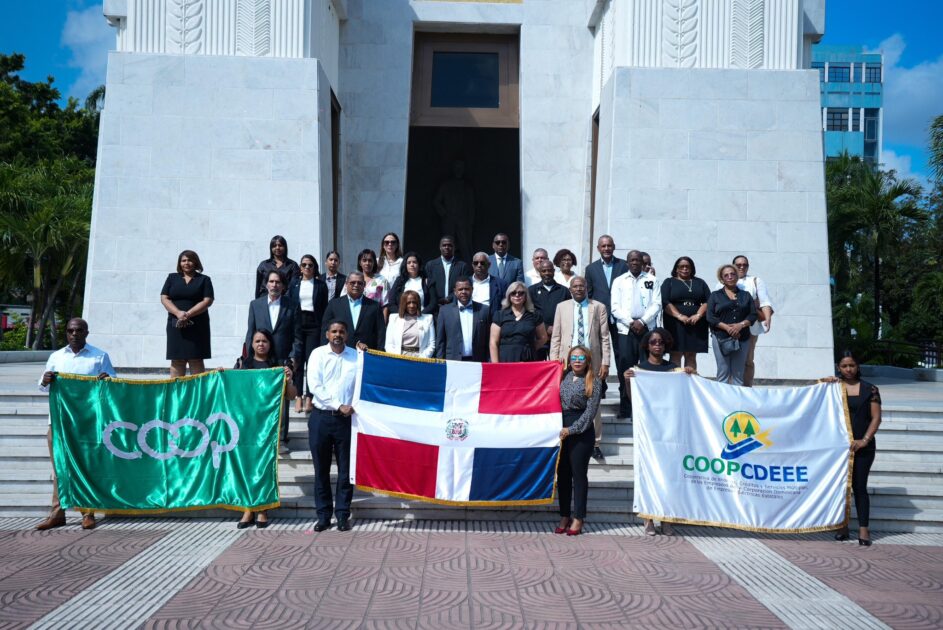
[296,311,322,397]
[558,410,595,519]
[309,409,353,522]
[616,329,645,416]
[852,447,875,527]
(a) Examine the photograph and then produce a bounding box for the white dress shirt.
[571,299,591,347]
[404,276,424,304]
[39,344,116,392]
[471,275,491,305]
[307,345,358,411]
[458,301,474,357]
[441,257,453,284]
[524,268,541,287]
[379,257,403,285]
[268,296,282,327]
[610,270,661,334]
[299,278,315,312]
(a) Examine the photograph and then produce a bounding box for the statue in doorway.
[434,160,476,260]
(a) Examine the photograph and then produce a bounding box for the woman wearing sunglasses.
[556,345,602,536]
[624,327,694,535]
[489,281,548,363]
[377,232,404,286]
[287,254,328,413]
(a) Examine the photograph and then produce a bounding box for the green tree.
[930,114,943,185]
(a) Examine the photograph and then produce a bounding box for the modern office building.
[86,0,833,379]
[812,45,883,162]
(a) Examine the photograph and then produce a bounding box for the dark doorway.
[403,126,521,263]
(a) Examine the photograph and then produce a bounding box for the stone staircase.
[1,380,942,532]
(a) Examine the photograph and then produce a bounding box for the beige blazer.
[549,299,612,372]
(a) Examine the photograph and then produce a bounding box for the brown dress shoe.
[81,514,96,530]
[36,514,67,531]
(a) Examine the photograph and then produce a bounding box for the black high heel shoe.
[237,513,255,529]
[858,538,872,546]
[834,532,849,541]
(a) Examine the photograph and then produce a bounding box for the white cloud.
[880,148,931,192]
[61,3,115,101]
[871,34,943,150]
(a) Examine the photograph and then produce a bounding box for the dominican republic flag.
[351,351,563,506]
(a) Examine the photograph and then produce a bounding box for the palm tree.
[851,167,924,338]
[930,114,943,184]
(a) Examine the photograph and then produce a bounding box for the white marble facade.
[86,0,832,378]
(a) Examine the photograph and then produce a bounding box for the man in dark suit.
[435,277,491,361]
[425,235,470,309]
[246,270,299,364]
[320,272,385,350]
[583,234,630,414]
[246,270,299,450]
[529,260,570,360]
[471,252,508,317]
[488,232,524,284]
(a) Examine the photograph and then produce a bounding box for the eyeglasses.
[510,290,526,296]
[493,239,507,244]
[348,281,365,286]
[300,263,314,268]
[472,261,488,266]
[383,240,397,245]
[734,263,749,268]
[570,355,586,361]
[722,273,737,279]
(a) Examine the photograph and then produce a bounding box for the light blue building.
[812,45,883,162]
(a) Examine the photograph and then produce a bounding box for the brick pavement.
[1,518,941,629]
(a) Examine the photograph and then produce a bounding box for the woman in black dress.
[287,254,328,414]
[661,256,709,372]
[160,250,214,377]
[824,350,882,546]
[387,252,438,316]
[556,345,602,537]
[624,328,694,536]
[489,281,548,362]
[236,329,296,529]
[255,235,300,298]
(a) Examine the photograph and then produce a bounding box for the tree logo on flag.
[720,411,773,460]
[445,418,469,441]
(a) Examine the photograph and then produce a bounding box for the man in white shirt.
[307,320,359,532]
[523,248,550,287]
[611,250,661,419]
[36,318,115,531]
[470,252,507,316]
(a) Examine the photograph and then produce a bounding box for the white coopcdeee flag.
[632,371,851,533]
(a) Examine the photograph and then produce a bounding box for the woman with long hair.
[377,232,404,286]
[822,350,881,546]
[556,345,602,536]
[387,251,438,315]
[254,235,300,298]
[287,254,328,413]
[236,329,296,529]
[346,248,390,311]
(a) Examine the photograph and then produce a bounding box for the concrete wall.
[84,52,331,367]
[594,66,833,379]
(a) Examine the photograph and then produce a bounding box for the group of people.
[33,232,879,547]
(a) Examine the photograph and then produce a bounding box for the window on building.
[828,64,850,82]
[826,108,849,131]
[851,109,861,132]
[812,62,825,82]
[864,109,879,141]
[864,65,882,83]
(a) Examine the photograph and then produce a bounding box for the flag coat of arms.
[351,352,562,505]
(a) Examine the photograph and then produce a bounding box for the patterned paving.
[0,518,940,629]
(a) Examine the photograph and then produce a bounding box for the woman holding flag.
[235,329,296,529]
[556,345,602,536]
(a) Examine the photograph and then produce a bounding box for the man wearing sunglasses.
[470,252,508,317]
[488,232,524,284]
[320,272,385,351]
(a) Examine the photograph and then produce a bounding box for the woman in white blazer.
[385,290,436,358]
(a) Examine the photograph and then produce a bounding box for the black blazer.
[287,277,329,351]
[529,282,571,328]
[584,258,629,312]
[323,273,345,299]
[321,295,385,350]
[435,301,492,362]
[387,276,439,315]
[425,257,470,304]
[245,295,298,362]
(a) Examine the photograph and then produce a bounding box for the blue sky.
[1,0,940,185]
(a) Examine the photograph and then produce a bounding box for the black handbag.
[718,336,740,356]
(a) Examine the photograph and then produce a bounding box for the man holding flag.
[36,318,115,530]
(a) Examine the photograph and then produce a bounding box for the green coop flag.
[49,369,284,514]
